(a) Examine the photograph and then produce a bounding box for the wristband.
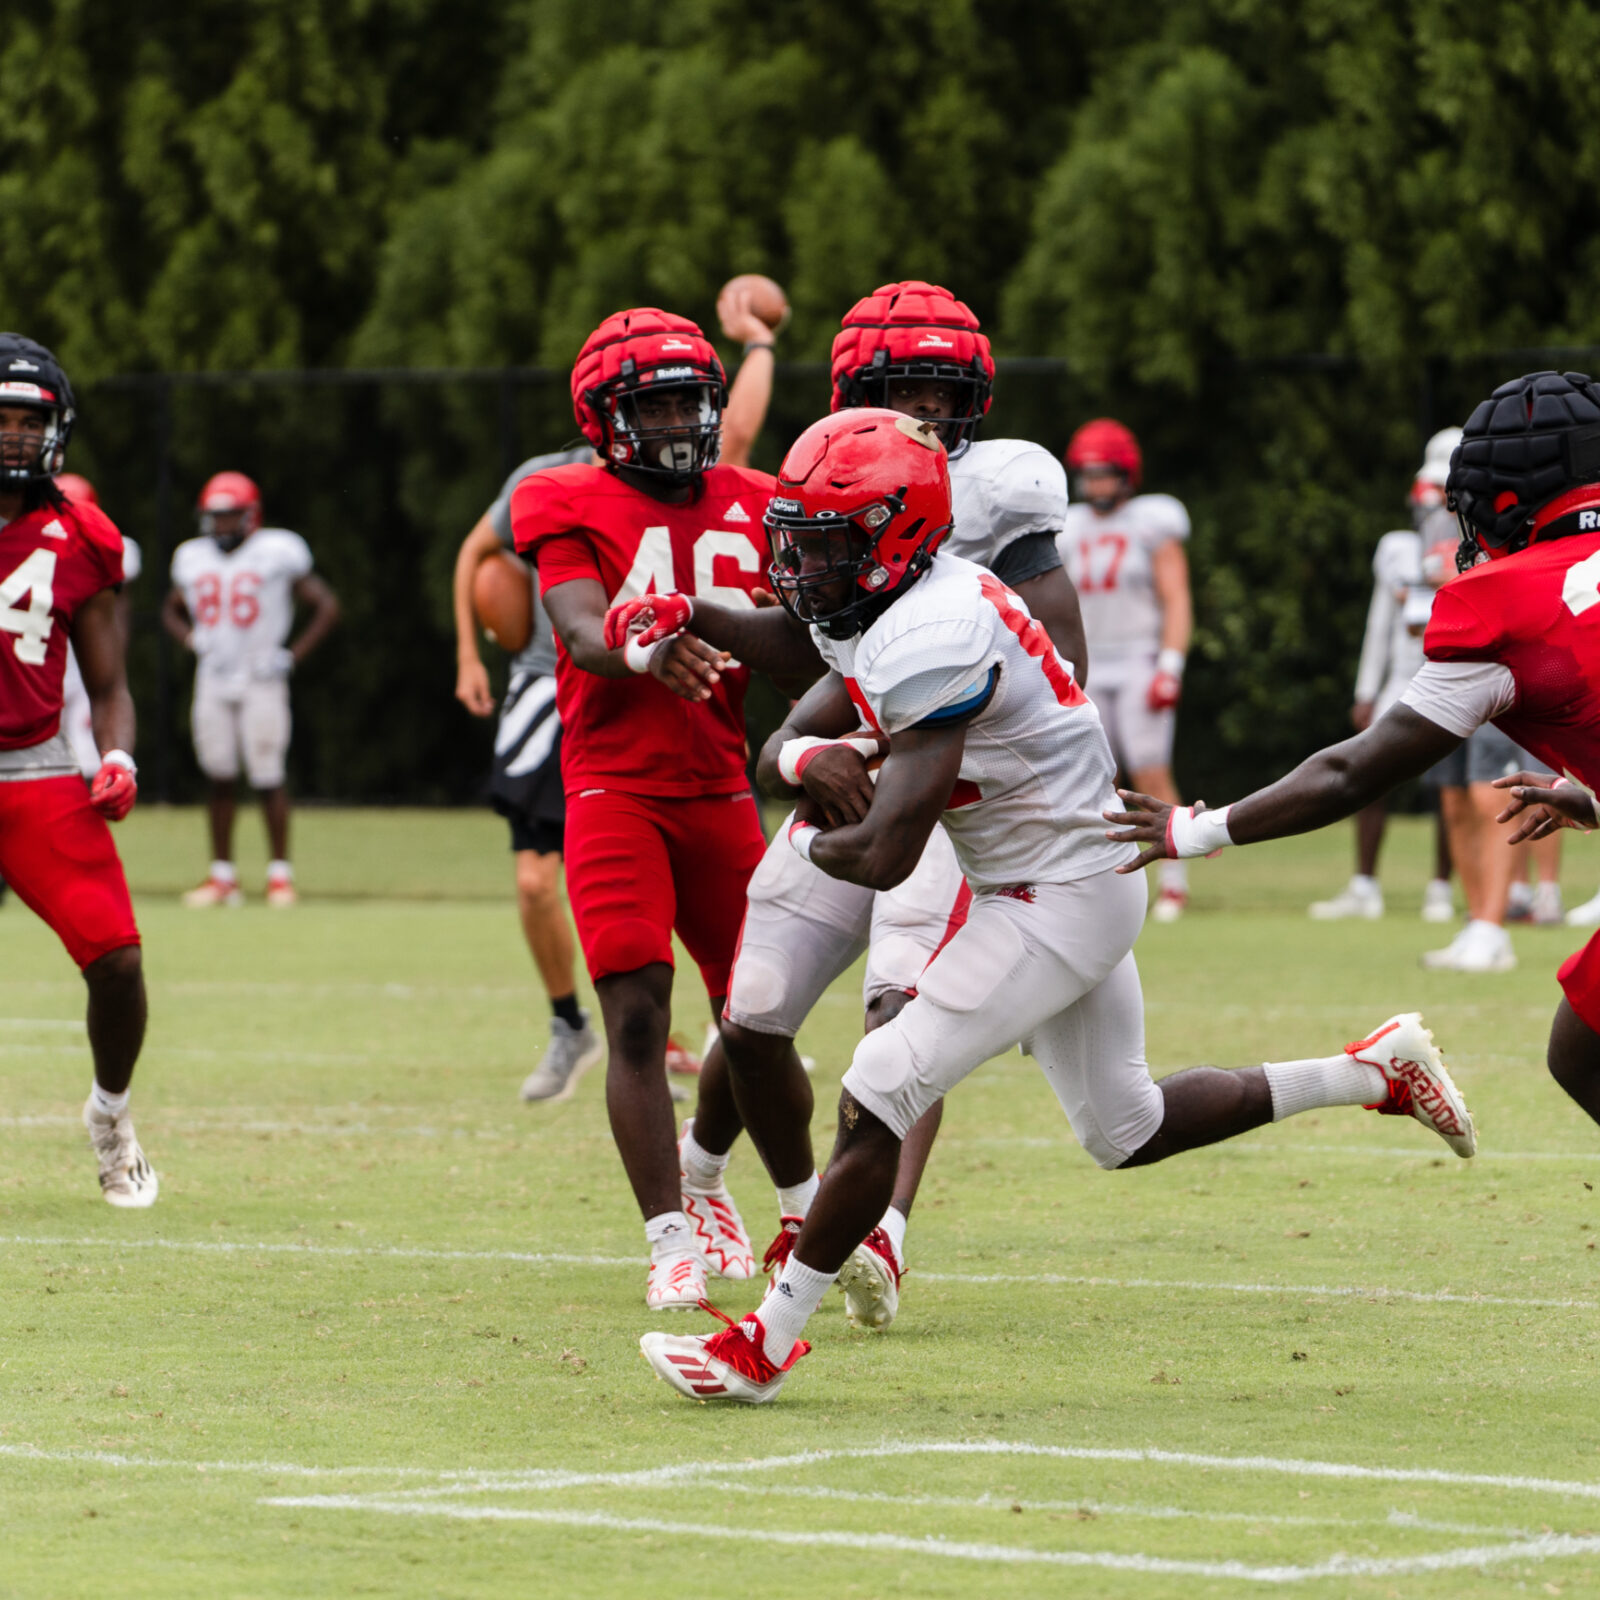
[1156,647,1187,679]
[623,633,664,674]
[743,341,775,353]
[777,734,883,787]
[787,819,820,863]
[1165,803,1233,859]
[101,749,137,775]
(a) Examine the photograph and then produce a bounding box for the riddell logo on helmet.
[1580,511,1600,531]
[649,366,696,381]
[916,334,955,349]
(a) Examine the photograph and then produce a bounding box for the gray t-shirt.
[487,447,591,678]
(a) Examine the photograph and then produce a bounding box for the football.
[720,272,789,331]
[472,549,534,652]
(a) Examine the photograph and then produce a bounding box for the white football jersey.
[171,527,312,687]
[1059,492,1189,661]
[812,553,1132,889]
[946,439,1069,566]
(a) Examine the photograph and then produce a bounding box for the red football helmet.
[766,408,952,639]
[1065,418,1142,509]
[830,281,994,452]
[53,472,98,506]
[197,471,262,549]
[571,308,726,485]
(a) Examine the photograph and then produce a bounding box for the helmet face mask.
[854,363,988,453]
[0,334,75,490]
[197,472,263,551]
[606,377,723,481]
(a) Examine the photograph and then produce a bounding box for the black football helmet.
[1447,370,1600,571]
[0,334,75,489]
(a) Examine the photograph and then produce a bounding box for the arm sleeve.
[863,620,1002,735]
[1352,576,1396,703]
[1398,659,1516,738]
[990,531,1063,586]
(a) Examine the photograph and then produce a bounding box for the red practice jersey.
[1424,530,1600,789]
[512,463,774,797]
[0,498,125,750]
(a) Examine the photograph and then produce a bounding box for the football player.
[1061,420,1194,920]
[162,474,341,907]
[1310,431,1460,924]
[665,282,1088,1333]
[0,335,155,1206]
[627,410,1470,1403]
[512,308,788,1310]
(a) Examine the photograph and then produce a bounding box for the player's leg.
[243,678,295,905]
[185,679,244,906]
[1551,935,1600,1128]
[0,777,155,1205]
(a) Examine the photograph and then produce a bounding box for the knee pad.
[841,1024,921,1140]
[725,944,797,1035]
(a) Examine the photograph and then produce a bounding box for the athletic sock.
[753,1255,834,1365]
[878,1205,908,1265]
[1263,1055,1386,1121]
[551,993,583,1030]
[1158,858,1188,893]
[679,1120,728,1191]
[1351,873,1379,894]
[90,1083,129,1119]
[266,859,293,883]
[209,859,237,884]
[776,1172,819,1219]
[645,1210,695,1259]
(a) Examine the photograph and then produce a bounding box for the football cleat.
[1309,879,1384,921]
[82,1096,159,1208]
[664,1036,701,1076]
[1149,887,1187,923]
[1421,920,1515,972]
[265,877,297,909]
[640,1303,808,1403]
[680,1126,755,1279]
[838,1225,902,1330]
[181,875,243,908]
[645,1251,706,1311]
[762,1214,804,1279]
[1347,1012,1475,1158]
[1566,887,1600,928]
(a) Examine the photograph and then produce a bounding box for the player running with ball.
[628,408,1472,1403]
[0,336,154,1206]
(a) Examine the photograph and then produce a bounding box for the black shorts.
[490,672,565,857]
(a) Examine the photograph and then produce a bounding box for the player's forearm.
[1158,583,1192,655]
[160,592,192,646]
[291,599,340,664]
[809,815,924,890]
[720,344,774,470]
[689,601,823,677]
[89,683,136,757]
[755,674,859,796]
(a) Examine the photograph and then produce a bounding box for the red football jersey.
[512,462,775,796]
[0,498,125,750]
[1424,530,1600,790]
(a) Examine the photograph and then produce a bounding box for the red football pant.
[0,775,140,969]
[563,790,766,996]
[1560,931,1600,1036]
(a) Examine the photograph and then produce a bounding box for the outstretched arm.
[1105,704,1462,870]
[544,577,732,700]
[606,589,826,682]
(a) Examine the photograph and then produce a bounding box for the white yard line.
[3,1233,1585,1310]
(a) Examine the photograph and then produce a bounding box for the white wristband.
[1166,803,1232,858]
[623,633,667,674]
[101,749,136,775]
[787,820,820,863]
[777,735,883,787]
[1157,647,1187,679]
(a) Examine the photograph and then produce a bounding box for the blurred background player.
[162,473,340,907]
[0,335,154,1206]
[1309,429,1460,922]
[1061,419,1194,921]
[514,307,781,1310]
[449,277,782,1103]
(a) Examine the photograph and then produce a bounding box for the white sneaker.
[838,1226,903,1330]
[182,875,242,908]
[1567,888,1600,928]
[1150,887,1187,923]
[1309,878,1384,920]
[1345,1012,1475,1158]
[640,1308,807,1403]
[679,1123,755,1279]
[1532,882,1565,926]
[1421,879,1454,923]
[1421,921,1516,972]
[645,1251,706,1311]
[519,1012,603,1103]
[82,1097,159,1207]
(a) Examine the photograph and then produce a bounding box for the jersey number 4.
[617,527,759,609]
[0,548,58,665]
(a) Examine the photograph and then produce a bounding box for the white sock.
[1159,858,1188,892]
[90,1083,129,1118]
[210,859,237,884]
[1263,1055,1386,1121]
[776,1172,819,1218]
[678,1120,727,1191]
[267,859,293,882]
[645,1210,695,1259]
[878,1205,908,1266]
[1351,874,1378,893]
[754,1255,834,1365]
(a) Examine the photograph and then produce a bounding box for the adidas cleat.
[838,1225,902,1330]
[83,1096,159,1208]
[1347,1012,1475,1158]
[640,1304,807,1403]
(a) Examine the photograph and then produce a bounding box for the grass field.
[6,807,1600,1597]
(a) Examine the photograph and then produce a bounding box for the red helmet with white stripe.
[1066,418,1142,509]
[830,282,994,452]
[197,471,262,549]
[766,407,952,640]
[571,308,726,485]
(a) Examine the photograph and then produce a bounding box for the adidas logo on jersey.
[724,502,750,523]
[40,519,67,541]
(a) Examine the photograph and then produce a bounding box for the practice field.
[6,808,1600,1598]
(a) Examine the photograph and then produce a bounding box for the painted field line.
[949,1136,1599,1162]
[0,1443,439,1479]
[3,1233,1585,1309]
[0,1115,513,1139]
[258,1497,1600,1584]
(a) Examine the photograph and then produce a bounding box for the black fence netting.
[67,352,1599,806]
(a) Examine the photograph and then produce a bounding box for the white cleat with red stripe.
[679,1129,755,1280]
[640,1305,808,1404]
[645,1252,706,1311]
[1347,1011,1476,1158]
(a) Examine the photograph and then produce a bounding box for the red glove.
[90,751,137,821]
[1147,649,1186,712]
[602,592,694,652]
[603,596,652,650]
